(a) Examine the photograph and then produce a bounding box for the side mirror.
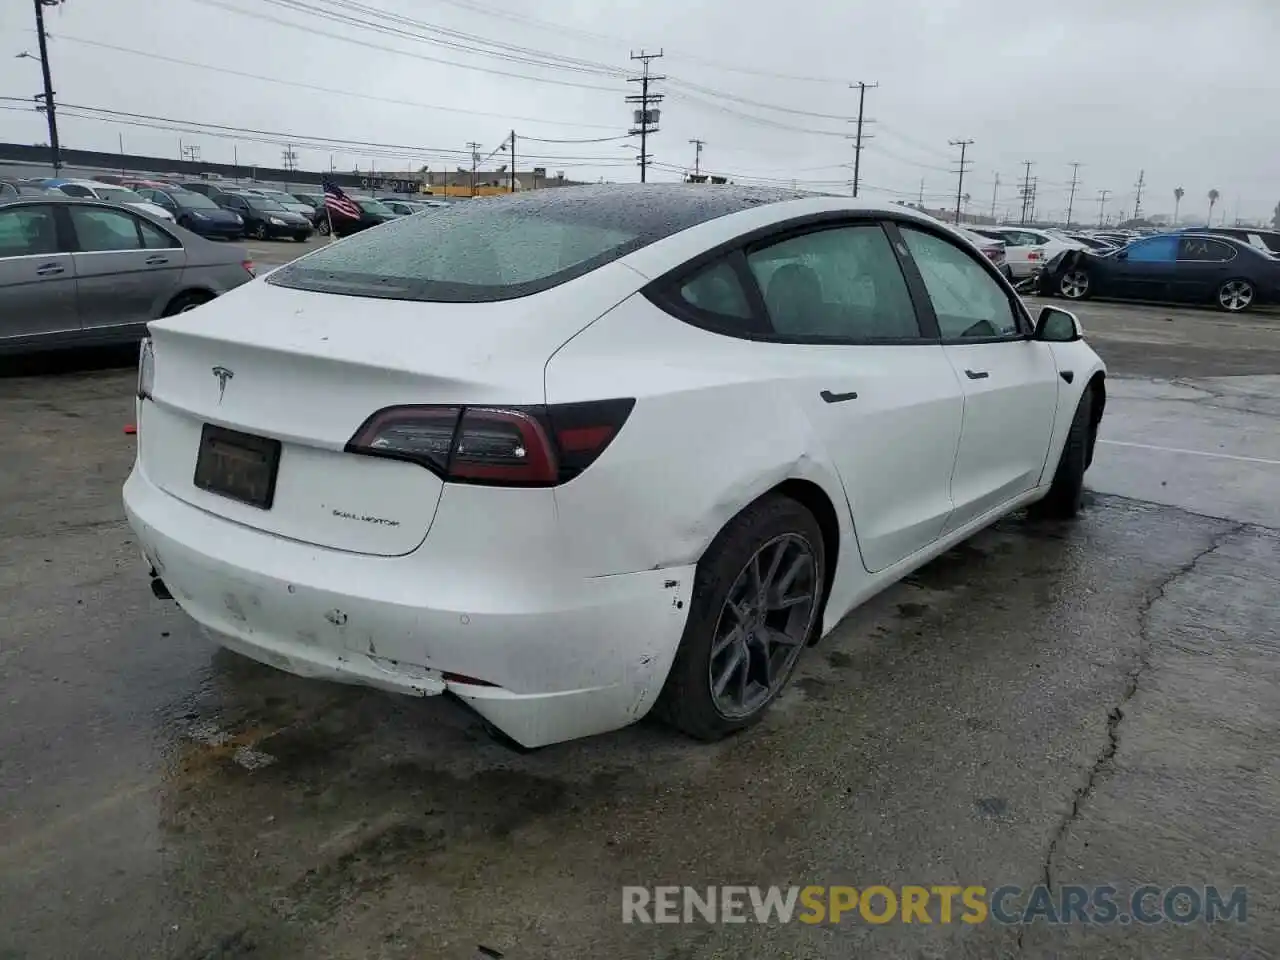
[1034,306,1083,343]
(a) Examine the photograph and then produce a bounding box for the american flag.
[323,179,361,220]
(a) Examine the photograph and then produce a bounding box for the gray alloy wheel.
[708,532,819,720]
[1217,279,1254,312]
[1059,269,1091,299]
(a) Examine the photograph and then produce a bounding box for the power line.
[626,49,664,183]
[50,35,625,131]
[849,81,877,198]
[949,139,973,225]
[184,0,627,93]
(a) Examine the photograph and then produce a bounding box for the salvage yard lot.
[2,284,1279,958]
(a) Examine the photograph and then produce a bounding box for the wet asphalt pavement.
[2,280,1279,959]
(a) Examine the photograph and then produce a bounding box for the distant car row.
[1,175,450,242]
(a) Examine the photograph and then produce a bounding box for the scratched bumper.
[122,464,695,746]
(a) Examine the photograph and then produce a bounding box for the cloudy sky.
[1,0,1276,224]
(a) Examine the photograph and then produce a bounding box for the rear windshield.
[266,184,803,303]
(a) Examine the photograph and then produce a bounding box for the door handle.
[820,389,859,403]
[964,369,989,380]
[35,263,65,276]
[144,256,170,265]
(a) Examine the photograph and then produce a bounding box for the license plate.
[193,424,281,509]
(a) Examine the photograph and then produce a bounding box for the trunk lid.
[140,263,641,556]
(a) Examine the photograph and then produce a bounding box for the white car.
[52,179,177,222]
[123,186,1106,748]
[971,227,1086,279]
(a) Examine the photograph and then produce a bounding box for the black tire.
[162,291,214,317]
[1032,386,1094,519]
[250,222,269,241]
[654,495,826,741]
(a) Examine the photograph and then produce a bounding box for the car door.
[731,220,966,573]
[223,195,254,229]
[1173,237,1236,302]
[895,222,1059,531]
[1108,235,1178,300]
[67,205,186,334]
[0,203,79,346]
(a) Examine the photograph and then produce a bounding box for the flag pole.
[326,201,336,244]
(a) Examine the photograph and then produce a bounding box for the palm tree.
[1173,187,1184,225]
[1208,189,1220,226]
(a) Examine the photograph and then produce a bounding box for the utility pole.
[1096,189,1112,227]
[509,130,516,193]
[1018,161,1034,224]
[1066,162,1082,226]
[1133,169,1145,221]
[626,49,664,183]
[949,139,973,225]
[918,178,925,205]
[182,144,202,164]
[1029,178,1039,223]
[848,81,878,198]
[990,172,1000,221]
[688,138,705,178]
[466,141,481,196]
[31,0,61,173]
[280,145,296,172]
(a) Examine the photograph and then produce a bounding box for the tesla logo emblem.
[211,366,234,403]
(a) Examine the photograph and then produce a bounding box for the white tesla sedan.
[123,185,1106,748]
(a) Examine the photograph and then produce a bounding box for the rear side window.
[745,225,921,340]
[69,207,144,252]
[0,206,58,257]
[59,184,94,198]
[678,259,753,320]
[1178,237,1236,262]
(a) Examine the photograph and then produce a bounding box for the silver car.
[0,198,256,355]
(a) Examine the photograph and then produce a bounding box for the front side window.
[745,224,921,340]
[1125,236,1177,262]
[0,206,59,257]
[69,207,144,252]
[899,226,1020,339]
[139,219,179,249]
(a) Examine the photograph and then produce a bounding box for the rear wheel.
[250,222,269,241]
[162,291,214,316]
[1217,278,1255,313]
[655,495,825,741]
[1059,268,1091,300]
[1032,386,1094,519]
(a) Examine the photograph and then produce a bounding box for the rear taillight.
[1028,250,1044,261]
[242,260,256,277]
[346,399,635,486]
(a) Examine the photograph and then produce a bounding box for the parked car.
[957,227,1013,280]
[1038,232,1280,312]
[1,179,57,203]
[381,198,449,216]
[134,187,245,240]
[123,184,1105,748]
[292,191,325,211]
[215,193,313,241]
[0,198,255,355]
[1064,233,1118,253]
[1189,226,1280,257]
[41,178,177,222]
[313,195,400,237]
[243,188,317,217]
[969,227,1085,279]
[177,181,235,202]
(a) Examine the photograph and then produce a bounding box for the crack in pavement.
[1014,519,1247,953]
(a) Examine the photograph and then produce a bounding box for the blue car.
[1037,232,1280,313]
[134,186,245,240]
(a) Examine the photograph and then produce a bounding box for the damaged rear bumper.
[123,465,696,747]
